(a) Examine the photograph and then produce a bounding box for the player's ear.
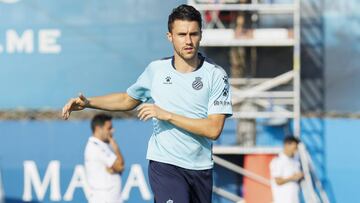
[95,125,102,133]
[167,32,173,43]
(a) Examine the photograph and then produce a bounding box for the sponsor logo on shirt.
[214,101,231,106]
[222,75,229,96]
[163,76,172,84]
[192,77,203,90]
[214,75,231,106]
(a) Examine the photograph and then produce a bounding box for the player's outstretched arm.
[137,104,226,140]
[62,93,141,119]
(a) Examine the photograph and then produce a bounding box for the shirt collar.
[171,52,205,71]
[279,152,292,160]
[89,136,108,147]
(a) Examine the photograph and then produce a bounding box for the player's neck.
[173,54,199,73]
[283,150,294,158]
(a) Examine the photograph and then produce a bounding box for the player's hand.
[62,93,89,119]
[108,137,119,150]
[106,167,115,174]
[137,104,172,121]
[292,172,304,181]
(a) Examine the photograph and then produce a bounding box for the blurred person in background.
[0,167,4,203]
[85,114,125,203]
[270,136,303,203]
[62,4,232,203]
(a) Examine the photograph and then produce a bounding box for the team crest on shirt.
[192,77,203,90]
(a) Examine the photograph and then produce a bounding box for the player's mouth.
[184,47,194,52]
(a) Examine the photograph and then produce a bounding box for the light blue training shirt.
[127,54,232,170]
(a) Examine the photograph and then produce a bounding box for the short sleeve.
[99,146,117,168]
[208,68,232,116]
[127,64,153,102]
[270,158,283,178]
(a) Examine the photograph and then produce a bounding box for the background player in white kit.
[270,136,304,203]
[85,114,125,203]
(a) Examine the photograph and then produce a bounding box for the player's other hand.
[62,93,89,119]
[137,104,172,121]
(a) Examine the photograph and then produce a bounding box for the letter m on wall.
[23,160,61,201]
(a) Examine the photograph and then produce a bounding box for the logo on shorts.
[166,200,174,203]
[163,76,172,84]
[192,77,203,90]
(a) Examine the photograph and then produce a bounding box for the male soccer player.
[270,136,304,203]
[85,114,124,203]
[62,4,232,202]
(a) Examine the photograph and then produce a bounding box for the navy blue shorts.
[148,160,213,203]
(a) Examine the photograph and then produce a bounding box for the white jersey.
[270,153,301,203]
[84,137,122,203]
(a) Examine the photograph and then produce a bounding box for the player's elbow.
[123,94,142,110]
[206,115,226,140]
[112,165,124,173]
[207,127,222,140]
[112,160,125,173]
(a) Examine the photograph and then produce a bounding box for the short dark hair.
[91,114,112,133]
[283,136,300,144]
[168,4,202,32]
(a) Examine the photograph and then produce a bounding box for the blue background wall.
[0,119,238,203]
[0,0,184,108]
[1,118,360,203]
[0,120,153,203]
[1,0,360,112]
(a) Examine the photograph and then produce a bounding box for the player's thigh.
[148,160,190,203]
[188,168,213,203]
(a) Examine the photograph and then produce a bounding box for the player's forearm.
[113,152,125,173]
[275,177,291,185]
[168,113,225,140]
[275,176,298,185]
[109,141,125,173]
[87,93,140,111]
[113,146,125,168]
[137,104,226,139]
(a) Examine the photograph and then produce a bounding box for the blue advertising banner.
[1,0,360,112]
[2,118,360,203]
[0,0,183,109]
[0,119,154,203]
[0,119,237,203]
